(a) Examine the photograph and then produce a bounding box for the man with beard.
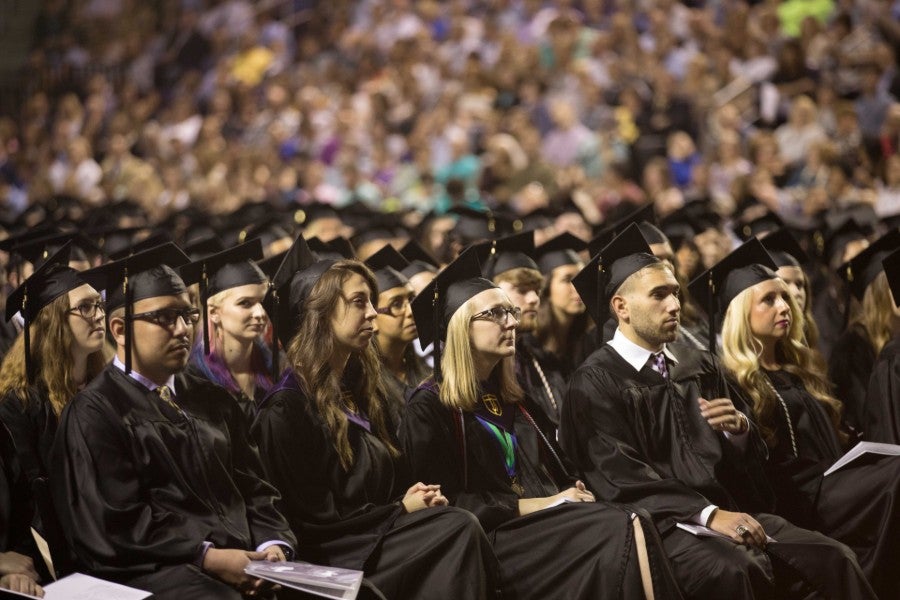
[560,226,874,599]
[50,243,297,599]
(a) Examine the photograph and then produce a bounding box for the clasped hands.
[402,482,449,512]
[699,397,748,434]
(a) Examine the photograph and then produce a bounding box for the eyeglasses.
[471,305,521,325]
[68,301,106,320]
[375,296,413,318]
[129,308,201,328]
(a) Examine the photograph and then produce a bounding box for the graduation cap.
[294,201,342,229]
[734,211,785,242]
[399,239,440,279]
[262,235,337,372]
[411,244,496,382]
[687,238,778,353]
[89,226,149,259]
[572,223,660,327]
[534,232,587,275]
[659,201,721,249]
[609,203,667,244]
[882,247,900,308]
[184,233,225,260]
[481,230,539,280]
[13,231,99,270]
[179,239,267,354]
[519,206,559,232]
[822,217,871,266]
[108,230,173,261]
[759,228,808,268]
[5,243,88,383]
[237,214,291,250]
[364,244,411,295]
[446,205,500,244]
[836,228,900,301]
[80,242,192,373]
[306,236,354,261]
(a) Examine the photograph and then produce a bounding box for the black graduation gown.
[402,382,682,600]
[515,335,567,430]
[761,369,900,599]
[561,342,875,600]
[0,422,42,568]
[251,370,499,600]
[864,336,900,443]
[0,386,57,486]
[49,365,295,589]
[184,361,264,425]
[380,349,429,433]
[828,324,876,433]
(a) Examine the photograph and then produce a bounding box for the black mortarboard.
[687,238,778,353]
[734,211,785,242]
[90,226,148,259]
[534,232,587,275]
[349,218,403,252]
[759,228,808,268]
[180,239,267,354]
[608,203,667,244]
[294,201,342,228]
[481,230,539,280]
[238,215,291,250]
[659,201,721,249]
[519,207,559,232]
[399,239,440,279]
[307,236,356,261]
[13,231,99,269]
[80,242,192,373]
[882,247,900,308]
[184,233,225,260]
[364,244,410,294]
[5,243,88,383]
[108,231,173,261]
[411,244,495,382]
[262,235,336,371]
[836,229,900,301]
[823,217,871,266]
[572,223,660,327]
[447,205,500,244]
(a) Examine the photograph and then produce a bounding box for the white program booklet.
[245,561,363,600]
[676,522,777,544]
[823,441,900,477]
[1,572,151,600]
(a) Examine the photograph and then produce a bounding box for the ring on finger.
[735,524,750,537]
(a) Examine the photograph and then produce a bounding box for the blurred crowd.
[1,0,900,259]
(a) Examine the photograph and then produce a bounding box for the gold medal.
[482,394,502,416]
[511,477,525,497]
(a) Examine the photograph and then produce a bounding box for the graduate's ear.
[610,294,629,322]
[209,305,221,324]
[109,313,127,347]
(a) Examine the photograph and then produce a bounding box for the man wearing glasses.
[50,243,297,599]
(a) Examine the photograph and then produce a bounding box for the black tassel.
[433,287,442,383]
[22,284,32,385]
[271,289,280,381]
[708,274,716,356]
[124,269,132,374]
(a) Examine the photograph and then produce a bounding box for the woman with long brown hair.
[708,239,900,599]
[402,247,680,600]
[0,244,107,486]
[251,236,499,600]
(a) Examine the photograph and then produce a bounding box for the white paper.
[245,561,363,600]
[676,522,776,544]
[823,441,900,477]
[542,497,577,510]
[2,573,152,600]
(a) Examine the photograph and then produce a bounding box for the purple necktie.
[651,352,669,380]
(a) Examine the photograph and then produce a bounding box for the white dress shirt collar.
[112,355,177,394]
[607,328,679,373]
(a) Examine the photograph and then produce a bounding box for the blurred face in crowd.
[375,285,418,345]
[496,268,542,333]
[548,264,585,317]
[776,266,807,311]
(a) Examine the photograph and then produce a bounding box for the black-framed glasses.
[375,295,414,318]
[471,305,522,325]
[68,301,105,320]
[129,308,201,328]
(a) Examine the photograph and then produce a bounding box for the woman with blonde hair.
[402,247,679,600]
[709,239,900,599]
[252,236,500,600]
[829,230,900,432]
[182,240,272,423]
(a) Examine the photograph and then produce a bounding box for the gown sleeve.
[401,387,520,532]
[864,339,900,444]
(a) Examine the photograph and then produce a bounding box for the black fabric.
[364,245,410,294]
[865,336,900,443]
[515,335,567,430]
[560,343,875,599]
[828,325,876,433]
[748,369,900,599]
[50,366,295,581]
[0,423,41,564]
[4,243,83,323]
[401,383,682,600]
[380,350,429,434]
[251,371,498,599]
[534,232,587,275]
[836,228,900,301]
[0,386,57,486]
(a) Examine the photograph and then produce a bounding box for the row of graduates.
[0,207,899,598]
